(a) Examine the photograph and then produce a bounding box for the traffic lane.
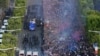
[24,5,43,30]
[15,50,19,56]
[27,5,43,19]
[9,0,15,8]
[18,32,24,49]
[17,31,28,56]
[21,26,43,49]
[18,31,28,49]
[32,46,44,56]
[22,6,44,49]
[29,26,43,49]
[20,0,43,55]
[20,28,43,56]
[28,26,43,47]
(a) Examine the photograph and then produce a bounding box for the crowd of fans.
[42,0,96,56]
[42,21,96,56]
[43,36,95,56]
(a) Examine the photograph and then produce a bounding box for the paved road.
[93,0,100,11]
[17,0,44,56]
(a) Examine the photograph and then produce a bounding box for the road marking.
[14,6,26,8]
[5,29,21,32]
[0,47,16,51]
[5,16,24,18]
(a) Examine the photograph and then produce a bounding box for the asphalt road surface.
[16,0,44,56]
[93,0,100,11]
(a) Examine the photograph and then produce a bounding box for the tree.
[7,18,22,30]
[0,52,7,56]
[13,8,25,16]
[86,10,100,31]
[2,33,17,47]
[0,33,17,56]
[15,0,26,6]
[0,0,25,55]
[6,49,15,56]
[86,10,100,47]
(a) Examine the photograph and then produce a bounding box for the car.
[26,51,32,56]
[29,19,36,31]
[0,34,3,39]
[33,51,38,56]
[0,29,5,33]
[19,50,25,56]
[36,19,43,27]
[1,25,6,29]
[0,39,2,44]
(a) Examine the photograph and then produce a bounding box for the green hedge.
[0,0,26,56]
[80,0,100,55]
[86,10,100,48]
[0,49,15,56]
[15,0,26,6]
[13,8,25,16]
[0,33,17,49]
[7,0,26,30]
[7,17,22,30]
[0,52,7,56]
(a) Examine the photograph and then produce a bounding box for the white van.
[33,51,38,56]
[26,51,32,56]
[19,50,25,56]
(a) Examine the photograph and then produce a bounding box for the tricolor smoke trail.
[43,0,85,55]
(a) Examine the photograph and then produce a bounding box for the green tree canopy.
[86,10,100,47]
[7,18,22,30]
[2,33,17,48]
[86,10,100,31]
[0,52,7,56]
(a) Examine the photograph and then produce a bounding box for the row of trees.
[0,49,15,56]
[0,33,17,56]
[7,0,26,30]
[86,10,100,46]
[0,33,17,48]
[80,0,100,55]
[80,0,100,46]
[0,0,26,56]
